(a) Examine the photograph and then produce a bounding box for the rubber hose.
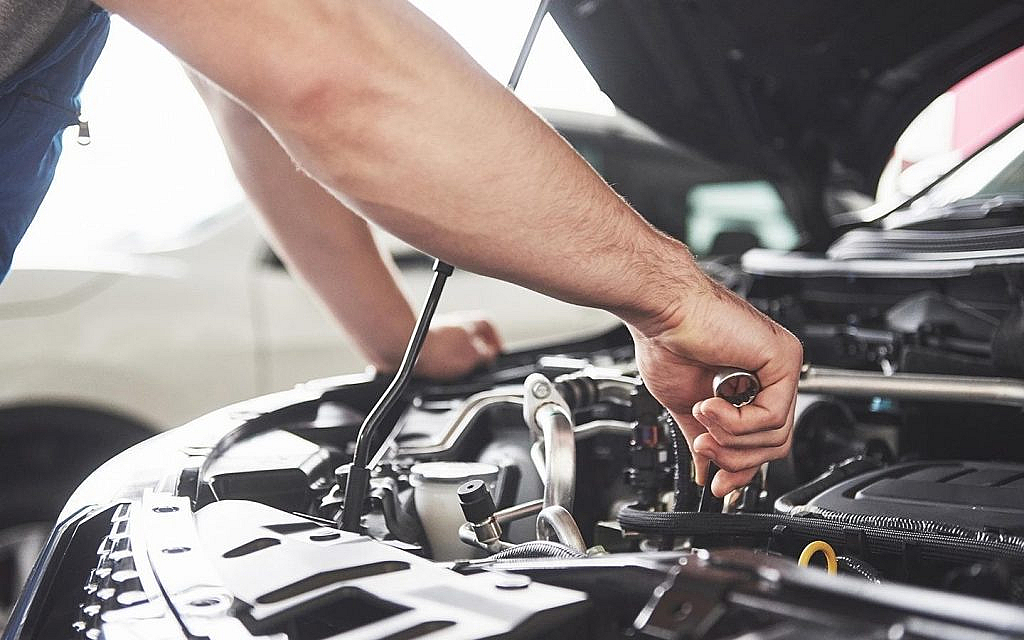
[487,541,587,561]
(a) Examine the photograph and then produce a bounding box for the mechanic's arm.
[188,73,501,381]
[95,0,802,495]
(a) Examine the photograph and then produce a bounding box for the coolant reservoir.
[410,461,499,561]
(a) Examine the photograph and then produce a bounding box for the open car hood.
[551,1,1024,228]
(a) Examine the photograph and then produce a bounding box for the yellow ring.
[798,540,838,575]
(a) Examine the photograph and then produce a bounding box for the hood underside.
[551,1,1024,215]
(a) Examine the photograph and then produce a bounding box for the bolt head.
[494,573,532,589]
[531,381,551,399]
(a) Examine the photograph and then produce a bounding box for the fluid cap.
[458,479,496,524]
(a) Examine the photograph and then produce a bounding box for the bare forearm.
[191,79,417,370]
[97,0,702,334]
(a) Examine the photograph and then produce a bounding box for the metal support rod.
[340,259,453,531]
[799,366,1024,408]
[508,0,552,91]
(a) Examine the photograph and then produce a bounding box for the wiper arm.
[884,193,1024,229]
[945,193,1024,214]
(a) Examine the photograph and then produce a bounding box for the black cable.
[836,556,883,583]
[340,259,452,531]
[660,413,697,511]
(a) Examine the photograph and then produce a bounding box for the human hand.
[630,276,802,497]
[414,313,503,381]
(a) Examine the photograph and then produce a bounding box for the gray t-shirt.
[0,0,93,85]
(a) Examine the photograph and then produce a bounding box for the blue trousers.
[0,6,110,281]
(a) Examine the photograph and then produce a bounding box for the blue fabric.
[0,5,109,282]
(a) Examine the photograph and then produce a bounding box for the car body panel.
[552,1,1024,219]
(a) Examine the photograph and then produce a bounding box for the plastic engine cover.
[805,460,1024,533]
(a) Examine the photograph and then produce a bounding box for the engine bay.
[46,261,1024,640]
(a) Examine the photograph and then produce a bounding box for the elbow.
[248,58,397,189]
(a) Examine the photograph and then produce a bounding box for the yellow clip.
[798,540,837,576]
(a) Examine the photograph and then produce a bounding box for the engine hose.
[487,541,588,561]
[617,507,1024,568]
[836,556,883,583]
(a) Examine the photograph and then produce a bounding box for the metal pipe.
[537,404,576,513]
[495,498,544,525]
[799,366,1024,408]
[572,420,632,439]
[536,505,586,553]
[395,391,523,457]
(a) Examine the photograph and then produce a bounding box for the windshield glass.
[885,119,1024,228]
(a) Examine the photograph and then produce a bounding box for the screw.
[531,381,551,399]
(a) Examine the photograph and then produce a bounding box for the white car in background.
[2,201,618,433]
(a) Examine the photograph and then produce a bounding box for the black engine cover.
[805,460,1024,534]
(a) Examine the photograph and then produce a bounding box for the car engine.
[16,252,1024,640]
[18,246,1015,634]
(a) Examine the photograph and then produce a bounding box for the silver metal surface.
[524,374,576,514]
[539,405,576,513]
[458,499,543,554]
[494,499,544,525]
[472,519,503,546]
[507,0,552,91]
[572,420,632,439]
[458,522,511,554]
[396,390,523,457]
[399,375,635,460]
[799,366,1024,408]
[713,369,761,407]
[535,505,586,553]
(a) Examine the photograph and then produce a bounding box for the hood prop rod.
[340,0,552,533]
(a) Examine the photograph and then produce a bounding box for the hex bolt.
[531,381,551,399]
